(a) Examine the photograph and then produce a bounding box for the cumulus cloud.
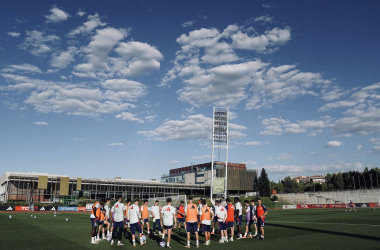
[245,141,262,146]
[7,32,20,37]
[51,46,77,68]
[357,145,362,151]
[145,115,157,123]
[2,64,43,74]
[138,114,246,141]
[325,141,342,147]
[260,117,326,136]
[77,9,86,17]
[20,30,60,56]
[115,112,144,123]
[254,15,274,24]
[373,146,380,154]
[68,13,106,37]
[108,143,123,146]
[45,7,70,23]
[369,138,380,145]
[34,121,48,125]
[263,161,363,174]
[181,20,195,27]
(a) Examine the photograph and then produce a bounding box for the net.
[212,178,225,194]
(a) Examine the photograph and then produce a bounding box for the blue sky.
[1,0,380,182]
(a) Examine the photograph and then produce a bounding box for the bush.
[271,195,278,201]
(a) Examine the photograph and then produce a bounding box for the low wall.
[277,189,380,204]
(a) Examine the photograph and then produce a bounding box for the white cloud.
[245,141,262,146]
[46,69,59,74]
[138,114,246,141]
[373,146,380,153]
[369,138,380,145]
[51,46,77,68]
[325,141,342,147]
[181,20,195,27]
[34,121,48,125]
[242,160,258,165]
[275,153,293,160]
[2,64,43,74]
[115,112,144,123]
[68,13,106,36]
[191,155,211,159]
[45,7,70,23]
[357,145,362,151]
[254,15,274,24]
[299,120,325,129]
[77,9,86,17]
[7,32,20,37]
[260,118,307,135]
[263,161,363,174]
[108,143,123,146]
[308,129,323,137]
[168,160,181,164]
[145,115,157,123]
[21,30,60,56]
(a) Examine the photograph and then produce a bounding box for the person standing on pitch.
[225,198,235,241]
[217,200,227,243]
[128,199,146,246]
[250,199,258,237]
[211,200,220,234]
[141,200,150,235]
[151,200,163,235]
[349,200,356,212]
[161,198,177,248]
[234,197,243,239]
[199,200,214,245]
[197,198,203,233]
[185,197,199,248]
[90,199,105,244]
[110,196,126,246]
[104,198,111,237]
[123,199,132,238]
[256,198,267,240]
[177,200,186,234]
[243,200,251,238]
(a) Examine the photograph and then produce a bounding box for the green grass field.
[2,208,380,250]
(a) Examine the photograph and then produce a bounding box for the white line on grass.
[270,221,380,227]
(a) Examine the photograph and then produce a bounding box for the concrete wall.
[277,189,380,204]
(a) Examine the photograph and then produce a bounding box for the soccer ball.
[9,215,12,219]
[31,215,33,217]
[66,218,68,221]
[107,235,112,241]
[141,235,147,242]
[34,216,36,219]
[159,241,165,247]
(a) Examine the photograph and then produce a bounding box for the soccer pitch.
[1,209,380,250]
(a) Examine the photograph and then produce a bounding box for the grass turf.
[1,208,380,250]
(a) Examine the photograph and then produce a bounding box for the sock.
[212,229,215,232]
[162,234,165,239]
[118,241,121,244]
[167,242,170,247]
[244,233,247,236]
[91,237,95,242]
[196,240,199,245]
[187,241,190,246]
[133,239,135,244]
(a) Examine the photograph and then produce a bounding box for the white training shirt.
[111,201,126,222]
[90,202,101,218]
[128,204,141,224]
[161,205,176,226]
[245,205,250,214]
[216,206,227,222]
[105,204,110,219]
[151,205,160,220]
[235,202,243,216]
[199,206,214,225]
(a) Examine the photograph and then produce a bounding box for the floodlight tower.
[210,107,229,200]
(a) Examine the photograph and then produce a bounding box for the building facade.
[161,162,257,194]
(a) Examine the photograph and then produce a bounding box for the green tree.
[276,182,284,193]
[334,172,344,190]
[283,176,298,193]
[321,183,328,191]
[297,183,305,193]
[258,168,271,197]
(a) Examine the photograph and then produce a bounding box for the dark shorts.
[186,222,198,233]
[202,224,211,232]
[113,221,124,228]
[236,215,243,226]
[130,222,142,235]
[98,220,104,225]
[164,225,173,230]
[213,216,218,223]
[217,222,225,230]
[178,218,185,223]
[144,218,149,223]
[226,221,234,229]
[257,218,265,227]
[91,218,98,227]
[197,215,201,222]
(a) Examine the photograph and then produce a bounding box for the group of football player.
[90,196,268,248]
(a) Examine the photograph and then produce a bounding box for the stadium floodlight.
[210,107,229,200]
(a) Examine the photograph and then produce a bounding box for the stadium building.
[161,162,258,194]
[0,172,207,203]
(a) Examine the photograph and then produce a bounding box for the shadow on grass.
[267,223,380,242]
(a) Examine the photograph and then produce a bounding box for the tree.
[334,172,344,190]
[297,183,305,193]
[283,176,298,193]
[276,182,284,193]
[321,183,328,191]
[258,168,271,197]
